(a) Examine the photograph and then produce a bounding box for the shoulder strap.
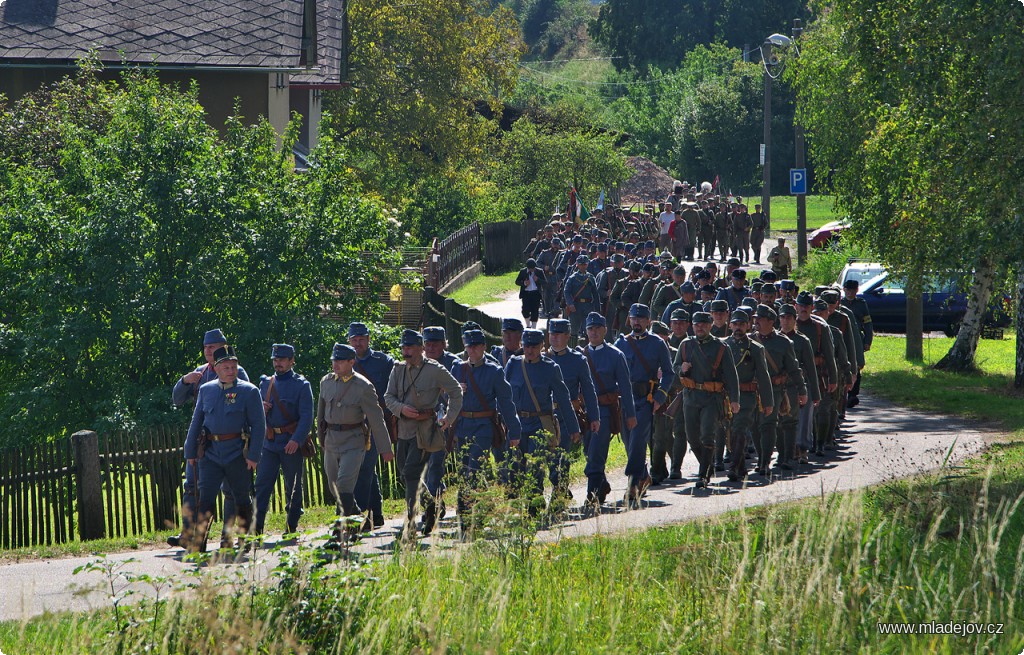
[756,338,781,374]
[267,376,294,422]
[583,348,610,395]
[624,336,654,379]
[520,358,544,414]
[463,364,494,412]
[711,344,725,374]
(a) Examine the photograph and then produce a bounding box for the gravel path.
[0,393,993,622]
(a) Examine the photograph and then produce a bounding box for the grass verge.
[768,194,838,231]
[448,272,520,307]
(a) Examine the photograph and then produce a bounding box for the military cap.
[629,303,651,318]
[597,243,608,252]
[731,268,747,279]
[611,253,625,264]
[660,260,675,270]
[821,289,841,303]
[526,258,537,268]
[502,317,524,332]
[271,343,295,359]
[571,235,583,243]
[754,304,778,321]
[843,278,859,290]
[680,281,697,294]
[813,285,829,295]
[588,244,598,253]
[642,263,657,274]
[696,270,711,281]
[760,271,778,282]
[536,241,550,251]
[422,326,446,342]
[585,312,606,328]
[213,345,238,364]
[814,299,829,311]
[552,238,565,248]
[332,343,355,360]
[796,291,815,306]
[644,240,656,248]
[710,299,730,312]
[347,322,370,338]
[548,319,571,334]
[778,304,797,317]
[672,266,687,276]
[462,320,482,333]
[628,260,643,272]
[625,245,636,255]
[701,284,717,296]
[204,328,227,346]
[650,321,670,337]
[691,311,713,324]
[670,308,691,322]
[740,297,758,310]
[780,279,797,291]
[614,241,625,250]
[462,329,486,346]
[761,283,778,295]
[522,329,545,346]
[400,329,423,346]
[729,310,750,323]
[576,254,590,265]
[751,281,764,292]
[727,257,742,267]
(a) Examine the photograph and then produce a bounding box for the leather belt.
[739,382,758,393]
[770,374,789,386]
[460,410,495,419]
[266,421,298,441]
[328,422,364,431]
[597,392,619,406]
[208,432,242,442]
[403,409,437,421]
[679,377,724,392]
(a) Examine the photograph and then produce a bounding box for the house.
[0,0,344,153]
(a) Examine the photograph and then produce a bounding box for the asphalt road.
[0,393,993,622]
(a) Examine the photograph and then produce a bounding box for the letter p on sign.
[790,169,807,195]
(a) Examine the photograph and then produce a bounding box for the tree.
[792,0,1024,368]
[323,0,524,191]
[0,68,403,446]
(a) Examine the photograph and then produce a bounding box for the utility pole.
[793,19,806,266]
[762,42,773,233]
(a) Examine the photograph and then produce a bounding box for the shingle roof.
[291,0,341,86]
[0,0,308,69]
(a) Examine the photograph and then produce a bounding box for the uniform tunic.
[614,331,675,485]
[564,271,600,338]
[725,334,773,478]
[581,342,636,496]
[450,359,522,477]
[750,330,806,469]
[353,349,395,518]
[547,347,600,488]
[676,335,740,482]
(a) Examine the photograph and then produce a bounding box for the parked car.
[837,262,1012,336]
[808,220,850,249]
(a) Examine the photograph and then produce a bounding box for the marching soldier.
[545,319,600,507]
[384,329,464,539]
[317,343,394,544]
[421,327,459,531]
[449,329,522,535]
[563,255,601,345]
[750,305,807,476]
[821,289,863,422]
[814,299,853,452]
[677,312,740,489]
[253,344,314,538]
[651,265,686,324]
[609,261,645,336]
[841,279,873,407]
[767,237,792,279]
[778,305,820,469]
[614,304,675,506]
[183,346,265,552]
[794,292,839,460]
[168,328,249,549]
[660,281,701,330]
[596,253,628,322]
[667,308,692,478]
[349,322,395,531]
[709,299,731,339]
[580,313,637,507]
[724,311,774,482]
[749,204,767,264]
[714,268,750,310]
[492,318,524,368]
[537,239,563,318]
[504,328,581,516]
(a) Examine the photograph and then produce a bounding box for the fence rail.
[482,219,547,273]
[428,223,481,291]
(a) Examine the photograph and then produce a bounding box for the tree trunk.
[935,256,996,372]
[905,272,924,360]
[1015,267,1024,389]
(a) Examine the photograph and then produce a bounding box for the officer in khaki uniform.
[317,343,394,540]
[384,329,463,538]
[767,237,793,279]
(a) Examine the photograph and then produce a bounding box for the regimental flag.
[569,187,590,223]
[597,190,605,211]
[713,175,721,193]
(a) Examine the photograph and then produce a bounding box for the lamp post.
[761,41,774,233]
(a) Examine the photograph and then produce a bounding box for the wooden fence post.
[72,430,105,541]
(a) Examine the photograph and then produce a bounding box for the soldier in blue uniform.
[348,322,395,531]
[564,255,600,345]
[545,319,600,508]
[614,304,675,506]
[714,269,750,310]
[660,281,701,330]
[253,344,314,538]
[504,328,580,515]
[581,313,637,506]
[422,327,458,527]
[449,329,522,534]
[183,346,266,552]
[492,318,524,368]
[169,328,249,550]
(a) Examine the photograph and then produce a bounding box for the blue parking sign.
[790,168,807,195]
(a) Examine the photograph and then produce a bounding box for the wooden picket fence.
[0,426,404,548]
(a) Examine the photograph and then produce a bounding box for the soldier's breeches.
[324,439,365,499]
[253,448,304,531]
[354,439,383,517]
[569,305,595,340]
[775,388,799,464]
[396,439,430,517]
[197,454,253,534]
[624,400,653,483]
[684,392,720,480]
[457,425,496,480]
[755,397,780,467]
[795,401,815,452]
[583,406,614,493]
[182,461,236,533]
[424,450,447,497]
[814,395,833,448]
[730,392,757,476]
[549,417,577,489]
[650,413,674,478]
[671,405,688,473]
[508,431,546,496]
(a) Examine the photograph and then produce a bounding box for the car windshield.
[842,265,885,287]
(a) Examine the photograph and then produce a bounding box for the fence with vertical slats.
[482,219,547,273]
[0,438,76,549]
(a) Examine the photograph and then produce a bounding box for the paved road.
[0,393,993,622]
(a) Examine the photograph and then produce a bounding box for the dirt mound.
[619,156,676,205]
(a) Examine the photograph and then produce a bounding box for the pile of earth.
[618,156,677,205]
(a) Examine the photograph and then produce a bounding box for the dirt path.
[0,393,993,622]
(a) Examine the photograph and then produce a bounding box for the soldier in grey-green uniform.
[676,312,740,489]
[778,304,820,468]
[384,329,463,538]
[794,293,839,460]
[822,289,862,422]
[840,279,873,408]
[749,305,807,477]
[667,308,691,478]
[815,299,853,453]
[724,310,774,482]
[318,343,395,543]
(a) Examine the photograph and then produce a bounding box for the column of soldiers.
[167,190,872,548]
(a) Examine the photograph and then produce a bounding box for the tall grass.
[793,241,870,289]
